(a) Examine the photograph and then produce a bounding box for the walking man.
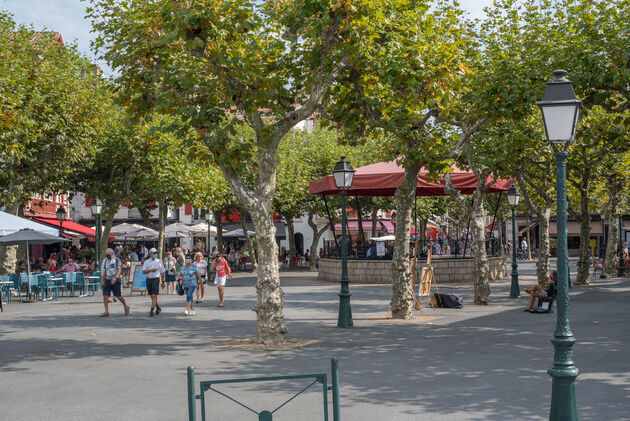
[142,247,165,317]
[100,248,129,317]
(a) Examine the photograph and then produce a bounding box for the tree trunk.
[603,212,619,276]
[286,218,297,268]
[371,208,378,238]
[536,208,551,287]
[515,173,553,287]
[390,164,420,319]
[219,139,287,345]
[100,211,114,263]
[0,202,20,273]
[525,209,532,260]
[248,207,288,344]
[498,218,504,256]
[157,201,166,260]
[470,189,491,304]
[239,213,258,271]
[575,212,592,285]
[0,245,17,275]
[307,214,327,272]
[214,210,224,253]
[575,178,592,285]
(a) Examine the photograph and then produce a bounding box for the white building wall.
[69,192,161,222]
[279,213,329,255]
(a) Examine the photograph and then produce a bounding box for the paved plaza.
[1,260,629,420]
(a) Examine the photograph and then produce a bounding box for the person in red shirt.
[210,252,232,307]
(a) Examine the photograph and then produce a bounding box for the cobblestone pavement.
[1,259,628,420]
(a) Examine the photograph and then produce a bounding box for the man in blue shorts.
[142,247,165,317]
[100,248,129,317]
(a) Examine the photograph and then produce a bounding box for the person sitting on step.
[523,270,557,312]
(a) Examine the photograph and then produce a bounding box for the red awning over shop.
[309,160,512,197]
[34,218,96,241]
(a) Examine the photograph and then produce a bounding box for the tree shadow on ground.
[1,277,628,420]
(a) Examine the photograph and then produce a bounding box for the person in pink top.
[210,251,232,307]
[61,258,81,273]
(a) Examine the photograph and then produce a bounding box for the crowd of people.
[12,240,244,318]
[16,245,96,275]
[99,244,234,318]
[279,248,310,268]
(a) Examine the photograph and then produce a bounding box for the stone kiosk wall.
[317,256,507,284]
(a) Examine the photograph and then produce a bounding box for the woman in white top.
[193,252,208,303]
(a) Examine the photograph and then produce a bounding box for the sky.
[1,0,494,77]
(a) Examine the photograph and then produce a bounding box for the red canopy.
[309,160,512,197]
[34,218,97,242]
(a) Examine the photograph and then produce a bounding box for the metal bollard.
[331,358,340,421]
[187,366,196,421]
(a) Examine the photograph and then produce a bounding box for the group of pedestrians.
[99,248,232,318]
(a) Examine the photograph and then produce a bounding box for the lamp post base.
[337,284,353,328]
[509,270,520,298]
[548,335,579,421]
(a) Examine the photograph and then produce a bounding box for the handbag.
[176,280,185,296]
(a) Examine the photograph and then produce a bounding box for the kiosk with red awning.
[309,159,512,259]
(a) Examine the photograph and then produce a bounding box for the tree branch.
[273,55,349,142]
[446,118,487,159]
[138,206,159,230]
[520,171,550,202]
[516,172,540,216]
[218,162,258,212]
[444,173,472,213]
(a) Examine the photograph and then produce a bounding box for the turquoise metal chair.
[53,275,67,297]
[36,274,57,301]
[0,275,19,305]
[43,273,60,300]
[19,272,28,288]
[63,272,77,296]
[20,273,38,299]
[89,271,102,295]
[74,272,87,297]
[9,274,21,303]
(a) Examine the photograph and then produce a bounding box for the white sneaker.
[190,310,196,316]
[184,310,189,316]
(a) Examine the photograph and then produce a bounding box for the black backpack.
[432,293,464,309]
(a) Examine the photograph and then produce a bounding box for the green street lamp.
[90,199,103,270]
[507,186,520,298]
[538,69,582,421]
[333,156,355,327]
[56,205,67,266]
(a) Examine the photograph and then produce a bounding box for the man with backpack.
[142,247,166,317]
[100,248,130,317]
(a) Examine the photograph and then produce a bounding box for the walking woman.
[163,251,177,295]
[211,251,232,307]
[180,254,201,316]
[194,252,208,303]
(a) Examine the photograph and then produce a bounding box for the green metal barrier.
[187,357,341,421]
